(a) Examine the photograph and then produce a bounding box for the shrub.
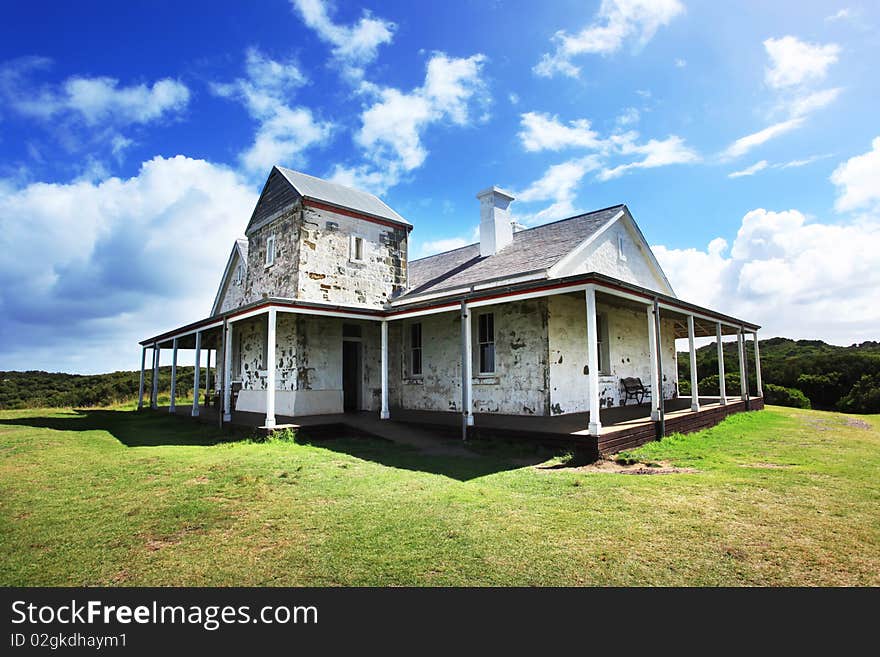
[764,383,811,409]
[695,373,742,396]
[837,374,880,414]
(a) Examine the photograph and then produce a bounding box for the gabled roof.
[210,239,248,316]
[275,167,411,227]
[403,205,625,299]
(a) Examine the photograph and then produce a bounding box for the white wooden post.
[265,309,277,428]
[461,302,474,428]
[169,338,178,413]
[204,349,211,404]
[647,305,659,421]
[585,286,601,436]
[137,346,146,410]
[687,315,700,412]
[150,345,160,409]
[717,322,727,405]
[753,331,763,397]
[380,320,390,420]
[223,321,233,423]
[192,331,201,417]
[738,330,748,400]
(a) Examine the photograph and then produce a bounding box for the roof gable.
[244,167,411,235]
[210,239,248,316]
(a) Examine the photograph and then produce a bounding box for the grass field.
[1,405,877,586]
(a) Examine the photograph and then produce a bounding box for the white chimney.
[477,186,515,257]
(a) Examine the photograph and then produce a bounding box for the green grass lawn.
[1,404,877,586]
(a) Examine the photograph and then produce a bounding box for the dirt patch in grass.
[539,458,698,475]
[741,462,793,469]
[845,418,871,430]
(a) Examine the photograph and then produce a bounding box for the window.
[617,234,627,261]
[350,235,365,263]
[478,313,495,374]
[234,264,244,285]
[265,234,276,267]
[597,313,611,375]
[409,323,422,376]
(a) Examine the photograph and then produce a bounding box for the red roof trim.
[303,199,412,231]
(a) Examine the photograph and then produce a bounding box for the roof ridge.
[408,204,625,263]
[276,165,380,200]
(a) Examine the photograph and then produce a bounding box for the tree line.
[677,338,880,413]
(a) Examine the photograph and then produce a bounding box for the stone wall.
[296,205,407,308]
[243,204,302,303]
[217,251,247,314]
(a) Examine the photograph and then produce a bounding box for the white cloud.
[721,37,841,161]
[508,92,520,105]
[779,154,829,168]
[722,117,804,160]
[728,160,769,178]
[518,112,603,152]
[826,9,853,22]
[0,155,258,373]
[212,48,333,174]
[290,0,395,79]
[598,135,699,180]
[413,236,472,259]
[515,156,601,223]
[653,209,880,343]
[764,36,840,90]
[333,53,488,194]
[674,58,687,68]
[616,107,640,127]
[831,136,880,212]
[534,0,685,78]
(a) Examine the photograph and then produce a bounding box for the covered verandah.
[138,271,762,451]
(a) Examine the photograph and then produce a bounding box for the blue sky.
[1,0,879,373]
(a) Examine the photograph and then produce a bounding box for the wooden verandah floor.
[156,395,764,459]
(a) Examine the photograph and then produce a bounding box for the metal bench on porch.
[620,377,651,406]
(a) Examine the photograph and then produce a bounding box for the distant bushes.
[0,367,207,409]
[764,384,812,409]
[837,374,880,414]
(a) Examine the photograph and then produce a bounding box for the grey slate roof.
[276,167,411,227]
[404,205,624,298]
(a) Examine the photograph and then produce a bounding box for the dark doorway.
[342,341,361,412]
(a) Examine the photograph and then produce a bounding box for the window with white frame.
[597,313,611,375]
[409,322,422,377]
[617,234,627,261]
[350,235,365,263]
[478,313,495,374]
[265,234,276,267]
[234,263,244,285]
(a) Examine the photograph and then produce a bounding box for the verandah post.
[192,331,201,417]
[265,309,276,429]
[223,320,233,423]
[647,304,659,421]
[717,322,727,405]
[585,286,601,436]
[380,319,390,420]
[150,345,160,409]
[687,315,700,412]
[137,346,146,410]
[169,338,178,413]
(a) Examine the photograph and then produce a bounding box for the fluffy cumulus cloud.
[290,0,395,79]
[653,209,880,343]
[534,0,684,78]
[0,156,258,373]
[1,56,190,126]
[329,53,488,194]
[831,136,880,212]
[212,48,333,175]
[513,111,698,220]
[722,37,841,161]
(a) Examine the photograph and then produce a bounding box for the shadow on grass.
[0,409,249,447]
[0,409,562,481]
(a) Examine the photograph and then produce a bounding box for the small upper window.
[350,235,365,263]
[617,234,627,261]
[234,264,244,285]
[478,313,495,374]
[265,234,276,267]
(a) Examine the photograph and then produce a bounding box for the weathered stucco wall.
[560,219,671,294]
[547,293,678,414]
[216,314,381,416]
[389,299,550,415]
[296,206,407,307]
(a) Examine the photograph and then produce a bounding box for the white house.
[138,166,763,446]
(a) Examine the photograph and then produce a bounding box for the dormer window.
[265,234,276,267]
[350,235,365,263]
